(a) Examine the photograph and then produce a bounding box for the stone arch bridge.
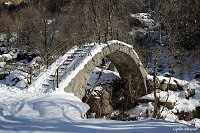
[28,40,147,99]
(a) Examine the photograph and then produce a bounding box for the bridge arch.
[60,41,147,99]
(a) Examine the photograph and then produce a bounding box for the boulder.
[159,79,168,91]
[160,102,175,109]
[0,73,8,80]
[169,84,178,91]
[101,90,113,114]
[164,73,173,78]
[174,80,184,90]
[87,88,113,117]
[2,54,12,61]
[196,106,200,118]
[186,89,195,99]
[0,55,4,62]
[194,74,200,79]
[147,76,184,91]
[176,110,197,121]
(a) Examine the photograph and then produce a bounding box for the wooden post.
[29,67,32,84]
[38,64,41,74]
[56,68,59,88]
[73,64,76,70]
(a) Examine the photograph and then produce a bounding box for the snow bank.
[0,93,89,121]
[127,103,154,119]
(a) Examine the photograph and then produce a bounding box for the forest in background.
[0,0,199,79]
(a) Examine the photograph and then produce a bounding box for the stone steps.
[40,45,94,91]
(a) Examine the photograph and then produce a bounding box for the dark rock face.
[176,110,197,121]
[87,87,113,118]
[0,73,8,80]
[196,106,200,118]
[129,18,143,28]
[86,79,140,119]
[17,53,38,62]
[187,89,195,99]
[194,74,200,79]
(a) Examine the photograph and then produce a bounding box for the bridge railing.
[27,41,71,84]
[53,44,95,89]
[27,28,133,85]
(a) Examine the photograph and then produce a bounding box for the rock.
[129,18,143,27]
[2,54,12,61]
[176,110,197,121]
[17,53,38,62]
[186,89,195,99]
[196,106,200,118]
[87,88,113,117]
[146,78,160,91]
[164,73,173,77]
[174,80,184,90]
[157,68,163,72]
[159,79,168,91]
[11,77,20,86]
[101,90,113,114]
[0,55,4,62]
[0,73,8,80]
[169,70,175,75]
[155,89,161,93]
[17,53,29,61]
[160,102,175,109]
[169,84,178,91]
[194,74,200,79]
[147,77,182,91]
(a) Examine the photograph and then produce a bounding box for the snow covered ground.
[0,92,198,133]
[0,69,199,132]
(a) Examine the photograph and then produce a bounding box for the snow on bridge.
[28,40,147,98]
